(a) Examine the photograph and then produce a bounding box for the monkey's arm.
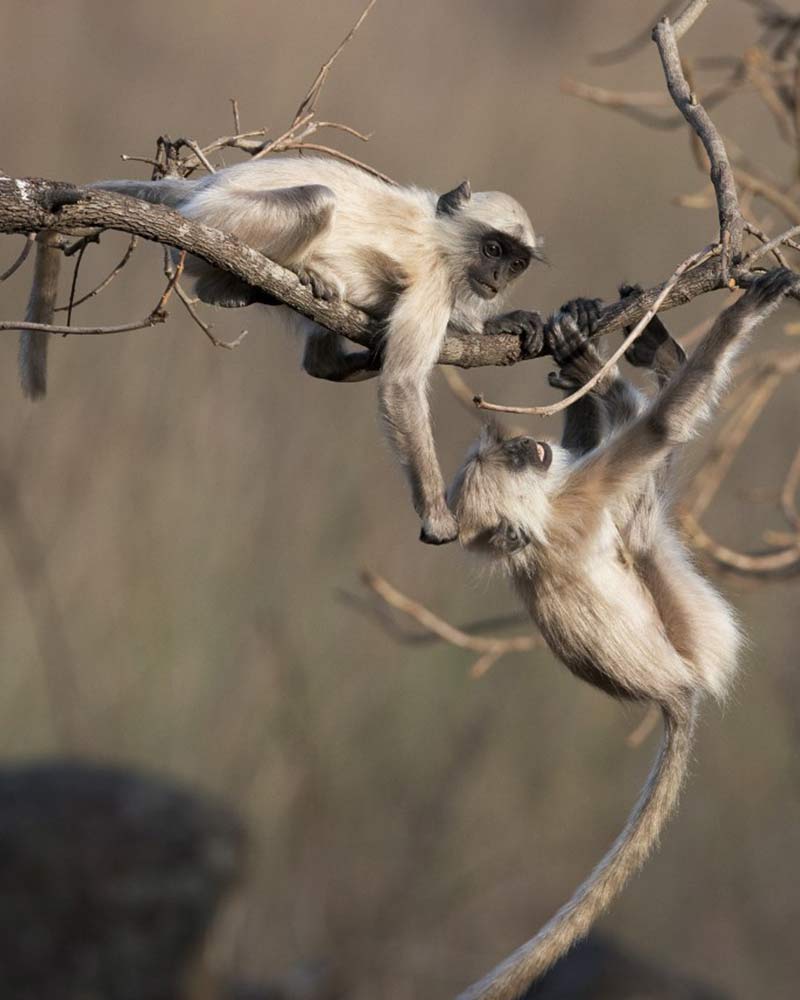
[378,278,458,544]
[549,299,640,456]
[566,269,799,510]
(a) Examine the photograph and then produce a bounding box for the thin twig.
[0,316,166,336]
[65,241,88,327]
[180,138,216,174]
[55,236,138,312]
[361,570,540,678]
[0,233,34,281]
[742,222,800,265]
[744,219,788,265]
[293,0,379,123]
[780,444,800,529]
[672,0,713,40]
[286,141,395,184]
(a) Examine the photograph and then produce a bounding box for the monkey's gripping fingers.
[419,505,459,546]
[292,264,343,302]
[546,298,604,371]
[483,310,545,359]
[738,266,800,313]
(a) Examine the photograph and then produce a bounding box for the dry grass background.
[1,1,799,996]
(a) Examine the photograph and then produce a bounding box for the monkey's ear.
[480,419,507,447]
[490,518,531,555]
[437,180,472,216]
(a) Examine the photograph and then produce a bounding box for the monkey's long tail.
[456,696,699,1000]
[89,178,196,209]
[19,231,62,399]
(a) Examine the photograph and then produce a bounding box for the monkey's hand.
[291,264,343,302]
[419,506,459,546]
[483,310,545,359]
[547,298,605,389]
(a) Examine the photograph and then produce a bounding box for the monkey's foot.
[292,265,343,302]
[741,267,800,309]
[483,310,545,359]
[617,282,686,373]
[419,507,459,545]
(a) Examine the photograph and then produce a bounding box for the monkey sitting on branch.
[19,156,545,546]
[446,268,800,1000]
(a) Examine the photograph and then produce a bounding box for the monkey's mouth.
[503,436,553,471]
[534,441,552,469]
[471,277,500,299]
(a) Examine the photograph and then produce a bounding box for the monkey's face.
[467,230,532,300]
[448,423,557,557]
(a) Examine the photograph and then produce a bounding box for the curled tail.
[90,177,197,209]
[457,698,698,1000]
[19,231,62,400]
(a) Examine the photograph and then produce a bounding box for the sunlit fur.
[85,157,540,542]
[447,269,799,1000]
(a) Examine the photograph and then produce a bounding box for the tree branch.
[0,176,730,369]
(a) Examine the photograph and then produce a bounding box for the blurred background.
[1,1,799,997]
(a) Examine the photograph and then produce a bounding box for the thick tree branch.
[0,176,730,369]
[653,15,744,277]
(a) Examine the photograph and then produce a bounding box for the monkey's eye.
[483,241,502,259]
[509,259,527,275]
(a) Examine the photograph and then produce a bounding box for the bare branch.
[55,236,138,312]
[0,233,34,281]
[293,0,379,124]
[672,0,714,39]
[361,570,540,678]
[653,13,744,277]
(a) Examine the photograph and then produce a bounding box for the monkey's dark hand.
[483,310,545,359]
[546,298,607,390]
[546,298,603,367]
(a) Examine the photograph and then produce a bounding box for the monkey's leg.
[183,184,338,308]
[302,327,381,383]
[575,268,800,509]
[549,299,641,455]
[619,283,686,386]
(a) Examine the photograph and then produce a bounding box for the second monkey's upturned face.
[467,230,532,299]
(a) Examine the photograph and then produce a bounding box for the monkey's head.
[436,181,543,302]
[448,422,563,559]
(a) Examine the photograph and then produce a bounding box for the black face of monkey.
[501,435,553,472]
[468,230,533,299]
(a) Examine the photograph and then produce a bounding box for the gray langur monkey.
[19,156,544,544]
[446,268,800,1000]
